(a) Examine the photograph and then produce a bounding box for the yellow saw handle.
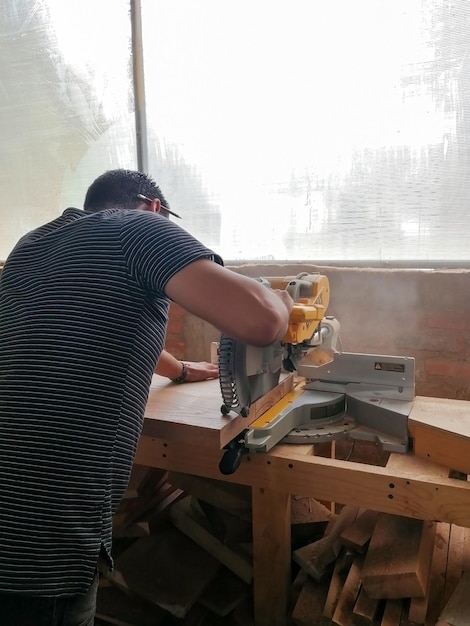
[261,273,330,345]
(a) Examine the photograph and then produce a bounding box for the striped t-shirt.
[0,207,222,596]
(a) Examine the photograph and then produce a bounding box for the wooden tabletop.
[408,395,470,475]
[142,373,295,449]
[142,376,470,475]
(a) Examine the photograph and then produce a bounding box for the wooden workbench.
[134,374,470,626]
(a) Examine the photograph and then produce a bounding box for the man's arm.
[155,349,218,382]
[164,259,293,346]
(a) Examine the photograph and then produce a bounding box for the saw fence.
[111,374,470,626]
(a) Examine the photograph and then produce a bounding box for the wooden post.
[252,487,291,626]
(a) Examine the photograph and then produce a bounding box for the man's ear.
[150,198,161,214]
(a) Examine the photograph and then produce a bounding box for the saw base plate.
[244,389,411,453]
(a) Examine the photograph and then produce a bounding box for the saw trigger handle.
[219,435,247,475]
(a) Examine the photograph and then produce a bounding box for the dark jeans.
[0,571,99,626]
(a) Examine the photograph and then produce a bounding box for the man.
[0,169,293,625]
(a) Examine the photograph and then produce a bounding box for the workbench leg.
[252,487,291,626]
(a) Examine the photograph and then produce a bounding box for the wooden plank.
[275,444,314,456]
[112,516,150,538]
[291,575,330,626]
[113,527,219,618]
[135,436,470,528]
[290,569,308,615]
[361,513,436,599]
[290,494,334,525]
[408,566,432,623]
[444,523,465,605]
[124,481,181,526]
[331,555,363,626]
[463,526,470,572]
[198,566,249,617]
[96,584,169,626]
[313,441,337,512]
[137,467,168,498]
[323,555,349,621]
[191,497,252,545]
[424,522,451,626]
[115,468,167,519]
[386,450,450,478]
[168,472,252,520]
[145,488,186,530]
[352,585,379,626]
[252,486,291,626]
[177,603,211,626]
[387,451,448,624]
[381,599,402,625]
[339,509,379,552]
[142,373,295,448]
[291,495,333,550]
[169,497,253,584]
[127,464,153,495]
[292,535,337,582]
[409,396,470,476]
[292,505,359,581]
[439,570,470,626]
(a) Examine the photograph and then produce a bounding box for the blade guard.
[218,334,251,417]
[218,335,283,417]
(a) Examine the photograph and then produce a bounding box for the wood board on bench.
[141,372,295,448]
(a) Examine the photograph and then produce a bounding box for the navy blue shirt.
[0,208,222,595]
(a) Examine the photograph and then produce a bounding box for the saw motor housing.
[259,273,333,372]
[263,272,329,343]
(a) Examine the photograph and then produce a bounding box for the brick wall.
[166,264,470,401]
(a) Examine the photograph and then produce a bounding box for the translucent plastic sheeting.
[141,0,470,262]
[0,0,134,260]
[2,1,470,262]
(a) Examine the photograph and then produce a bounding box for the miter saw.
[217,273,415,475]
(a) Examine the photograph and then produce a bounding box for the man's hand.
[155,349,218,382]
[183,361,219,382]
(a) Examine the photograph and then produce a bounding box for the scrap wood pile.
[95,458,470,626]
[95,465,260,626]
[291,447,470,626]
[95,464,333,626]
[290,505,470,626]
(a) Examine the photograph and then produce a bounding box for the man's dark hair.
[83,169,170,213]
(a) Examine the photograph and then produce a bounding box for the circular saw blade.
[218,334,282,415]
